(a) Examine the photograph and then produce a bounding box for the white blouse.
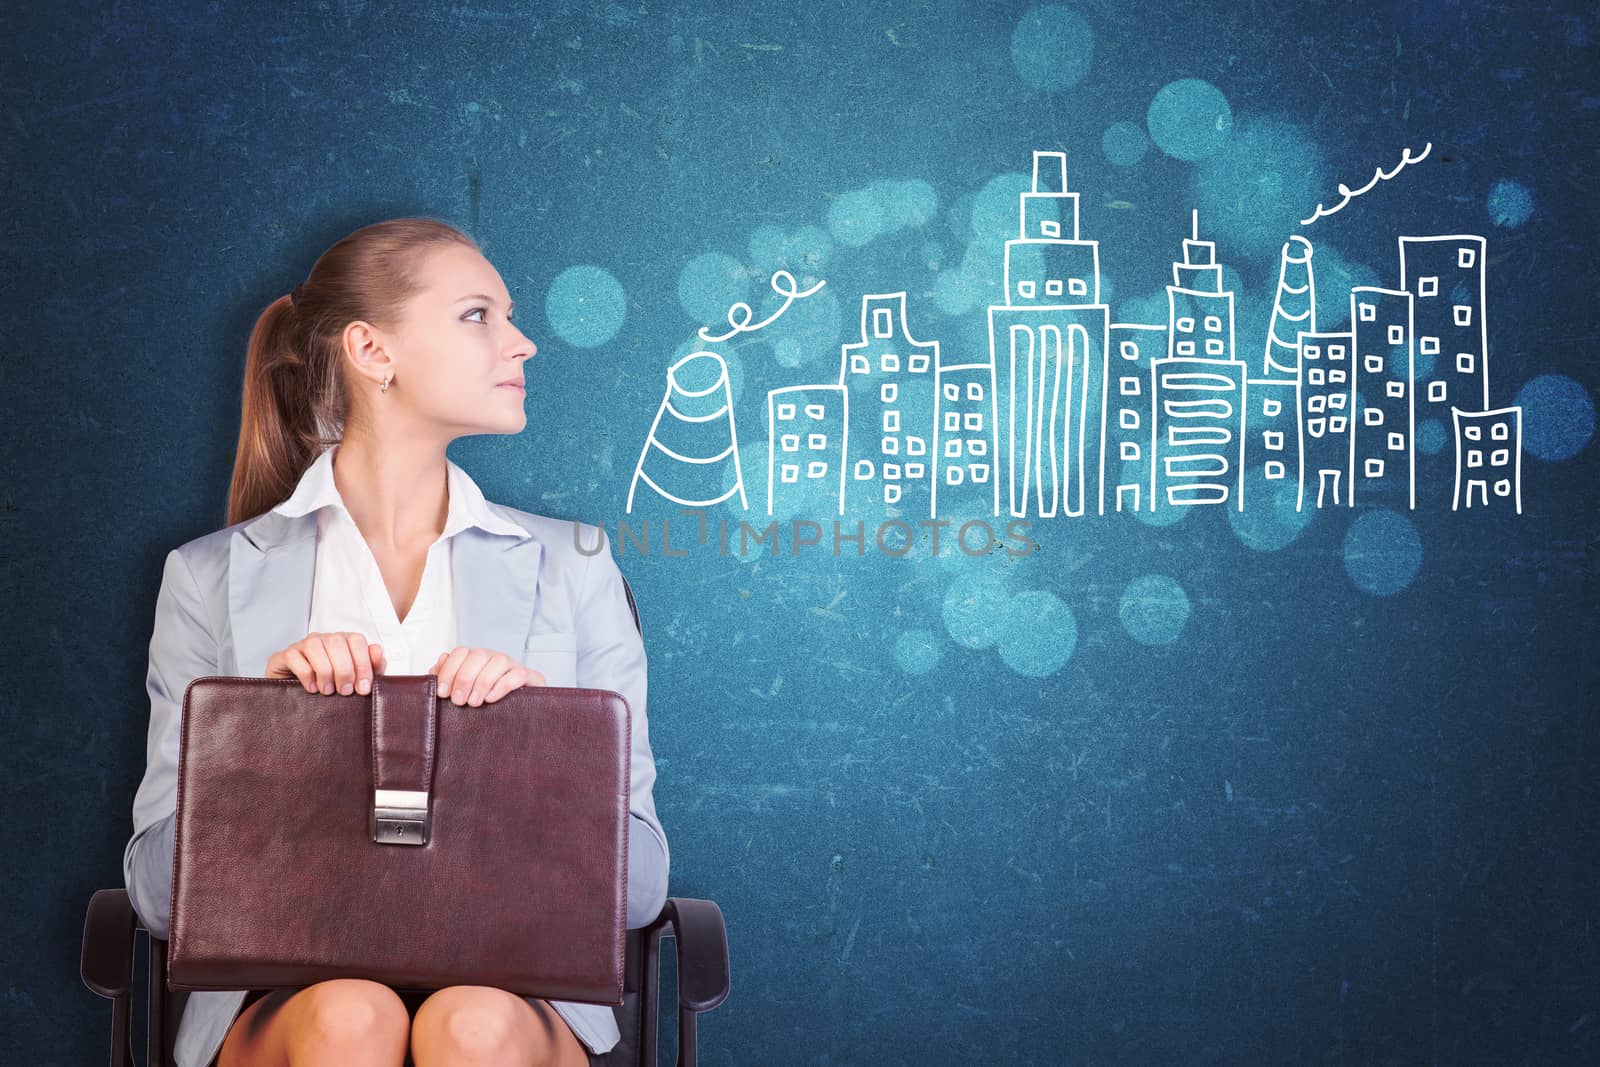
[270,442,529,675]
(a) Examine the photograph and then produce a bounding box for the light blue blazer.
[123,498,669,1066]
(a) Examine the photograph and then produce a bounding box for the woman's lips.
[498,382,525,392]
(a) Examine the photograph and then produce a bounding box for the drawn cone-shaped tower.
[1262,235,1316,378]
[627,350,749,513]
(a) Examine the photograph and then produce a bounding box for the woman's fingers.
[323,633,358,695]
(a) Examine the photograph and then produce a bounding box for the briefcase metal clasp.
[373,788,431,845]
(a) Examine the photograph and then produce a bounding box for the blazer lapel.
[228,508,545,679]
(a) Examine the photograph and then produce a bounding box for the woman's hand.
[432,646,546,707]
[265,632,386,696]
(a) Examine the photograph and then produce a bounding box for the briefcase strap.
[370,675,440,846]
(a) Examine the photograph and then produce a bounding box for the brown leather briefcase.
[167,673,630,1005]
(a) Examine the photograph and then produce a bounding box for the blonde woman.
[123,218,667,1066]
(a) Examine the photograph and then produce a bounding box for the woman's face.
[363,242,536,435]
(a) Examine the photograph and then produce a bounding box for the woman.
[122,218,669,1066]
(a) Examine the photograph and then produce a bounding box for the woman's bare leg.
[217,978,411,1066]
[410,986,590,1067]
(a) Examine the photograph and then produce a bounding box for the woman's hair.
[226,216,481,527]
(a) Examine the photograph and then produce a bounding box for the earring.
[381,373,392,393]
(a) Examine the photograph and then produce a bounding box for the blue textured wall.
[5,1,1597,1062]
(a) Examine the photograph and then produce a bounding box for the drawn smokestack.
[1262,235,1315,379]
[626,350,748,512]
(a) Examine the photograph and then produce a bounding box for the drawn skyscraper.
[840,292,939,514]
[1152,212,1245,507]
[627,350,748,513]
[987,149,1110,518]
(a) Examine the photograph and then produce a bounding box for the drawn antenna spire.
[1262,235,1316,378]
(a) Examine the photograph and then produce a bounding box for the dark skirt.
[219,988,610,1066]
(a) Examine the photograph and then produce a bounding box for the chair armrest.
[82,888,138,999]
[653,897,730,1012]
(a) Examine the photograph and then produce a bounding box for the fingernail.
[340,682,353,695]
[357,678,370,694]
[453,689,466,703]
[322,683,333,695]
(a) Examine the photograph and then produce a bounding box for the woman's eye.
[464,307,487,323]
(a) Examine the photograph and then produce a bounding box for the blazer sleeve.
[576,526,670,929]
[122,547,219,940]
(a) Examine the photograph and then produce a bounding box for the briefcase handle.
[369,674,441,847]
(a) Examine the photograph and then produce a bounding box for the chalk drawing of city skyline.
[626,148,1523,518]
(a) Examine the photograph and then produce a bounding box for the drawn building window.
[1388,325,1405,345]
[1329,369,1346,384]
[944,412,961,431]
[1453,304,1472,326]
[1420,336,1439,355]
[854,458,874,479]
[1494,478,1511,496]
[1359,303,1376,321]
[947,466,964,485]
[1176,340,1195,356]
[1329,415,1347,433]
[881,352,900,372]
[1204,315,1222,332]
[1429,380,1447,402]
[1265,430,1284,451]
[945,439,962,458]
[1265,460,1285,479]
[1069,278,1088,296]
[1329,393,1346,410]
[964,413,982,431]
[884,484,901,504]
[1365,458,1385,478]
[1308,417,1325,438]
[1045,279,1063,296]
[1329,345,1346,360]
[909,353,929,373]
[1387,381,1405,398]
[1491,422,1509,441]
[1018,280,1036,298]
[942,382,958,401]
[967,382,984,401]
[1419,276,1438,297]
[1458,246,1476,268]
[1388,431,1405,451]
[1365,355,1384,373]
[905,462,925,479]
[1467,449,1483,468]
[1120,340,1139,360]
[1205,339,1225,356]
[1040,219,1061,238]
[777,402,796,420]
[882,435,899,454]
[781,464,799,482]
[873,308,893,338]
[883,410,900,432]
[851,354,869,375]
[969,438,987,456]
[972,465,991,482]
[1121,377,1141,396]
[1308,395,1326,413]
[907,436,926,455]
[1176,316,1195,332]
[1465,425,1482,441]
[1121,441,1140,460]
[1457,353,1475,374]
[807,461,827,478]
[1120,409,1140,430]
[1491,448,1509,466]
[1365,408,1384,427]
[883,463,901,480]
[1305,345,1320,360]
[1309,368,1325,386]
[883,383,899,403]
[781,434,799,451]
[809,433,826,449]
[1263,398,1281,417]
[805,403,825,419]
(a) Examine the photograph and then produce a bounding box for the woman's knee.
[293,979,410,1052]
[412,986,535,1062]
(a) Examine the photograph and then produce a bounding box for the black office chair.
[81,572,729,1066]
